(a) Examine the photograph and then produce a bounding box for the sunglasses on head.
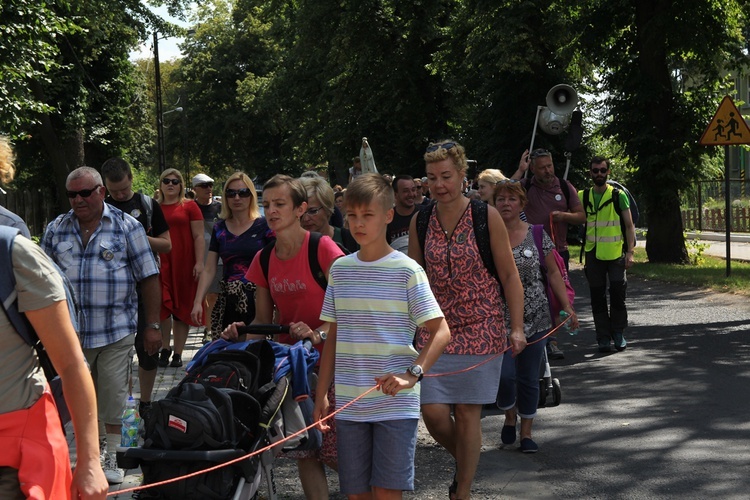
[66,186,101,198]
[195,182,213,189]
[495,179,520,185]
[303,206,325,217]
[425,142,457,153]
[529,148,551,159]
[162,178,181,185]
[225,188,252,198]
[591,167,608,174]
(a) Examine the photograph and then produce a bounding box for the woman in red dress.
[157,168,205,368]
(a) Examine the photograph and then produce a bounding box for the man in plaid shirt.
[41,166,161,485]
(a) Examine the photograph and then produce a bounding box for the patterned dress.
[416,203,507,404]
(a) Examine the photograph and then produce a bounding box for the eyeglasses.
[66,186,101,198]
[591,167,608,174]
[195,182,213,189]
[225,188,252,198]
[303,206,325,217]
[495,179,520,185]
[529,148,551,159]
[162,178,181,186]
[425,142,457,153]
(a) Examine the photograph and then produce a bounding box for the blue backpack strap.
[0,226,35,344]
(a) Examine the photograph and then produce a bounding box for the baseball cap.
[192,173,214,187]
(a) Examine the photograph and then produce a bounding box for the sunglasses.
[591,168,608,174]
[530,149,552,160]
[495,179,520,185]
[225,188,252,198]
[425,142,456,153]
[195,182,213,189]
[66,186,101,198]
[162,178,181,185]
[303,206,325,217]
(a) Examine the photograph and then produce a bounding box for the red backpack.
[531,224,575,322]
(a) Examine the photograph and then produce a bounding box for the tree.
[576,0,750,263]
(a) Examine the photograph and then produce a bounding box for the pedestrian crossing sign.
[699,95,750,146]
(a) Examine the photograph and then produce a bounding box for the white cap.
[192,173,214,187]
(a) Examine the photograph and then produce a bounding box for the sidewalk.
[634,230,750,261]
[66,326,208,499]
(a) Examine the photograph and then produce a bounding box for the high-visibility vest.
[578,185,624,261]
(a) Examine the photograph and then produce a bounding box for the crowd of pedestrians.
[0,131,636,499]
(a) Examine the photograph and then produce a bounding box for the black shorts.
[135,289,159,371]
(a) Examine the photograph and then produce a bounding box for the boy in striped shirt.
[314,173,450,499]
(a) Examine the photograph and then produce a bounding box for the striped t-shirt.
[320,250,444,422]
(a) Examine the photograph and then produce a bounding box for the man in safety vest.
[578,157,636,353]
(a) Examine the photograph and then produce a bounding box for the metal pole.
[154,32,166,173]
[724,145,731,277]
[525,106,543,179]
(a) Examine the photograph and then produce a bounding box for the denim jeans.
[496,329,547,419]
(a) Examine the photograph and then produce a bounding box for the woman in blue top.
[191,172,272,338]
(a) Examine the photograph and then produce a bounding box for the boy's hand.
[376,373,414,397]
[313,394,331,432]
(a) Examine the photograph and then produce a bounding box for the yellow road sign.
[699,96,750,146]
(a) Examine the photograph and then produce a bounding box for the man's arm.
[148,230,172,254]
[147,201,172,254]
[137,274,162,355]
[620,208,636,269]
[28,301,108,499]
[510,149,530,180]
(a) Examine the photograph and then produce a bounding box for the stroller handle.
[235,324,314,352]
[236,324,291,335]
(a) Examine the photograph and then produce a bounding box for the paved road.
[94,262,750,499]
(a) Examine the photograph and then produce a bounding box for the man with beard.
[386,175,421,254]
[578,157,635,354]
[511,148,585,360]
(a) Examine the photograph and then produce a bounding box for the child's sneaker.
[103,452,124,484]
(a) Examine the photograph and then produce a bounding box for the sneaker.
[613,332,627,352]
[520,437,539,453]
[598,340,612,353]
[547,341,565,360]
[169,353,183,368]
[158,348,171,367]
[103,452,124,484]
[99,438,107,466]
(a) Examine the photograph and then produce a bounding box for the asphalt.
[65,230,750,499]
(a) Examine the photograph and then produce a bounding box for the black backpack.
[415,199,499,283]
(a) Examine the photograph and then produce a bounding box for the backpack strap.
[469,199,499,283]
[0,226,35,344]
[140,193,154,232]
[259,233,328,292]
[416,202,435,254]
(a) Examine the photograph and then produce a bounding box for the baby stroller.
[538,347,561,408]
[118,325,320,500]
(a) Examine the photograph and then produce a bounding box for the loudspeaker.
[545,84,578,116]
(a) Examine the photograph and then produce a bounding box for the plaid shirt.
[41,204,159,348]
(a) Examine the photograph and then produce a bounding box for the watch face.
[409,365,423,377]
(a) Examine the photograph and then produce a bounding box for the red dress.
[160,200,204,325]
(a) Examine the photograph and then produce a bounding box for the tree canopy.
[3,0,750,260]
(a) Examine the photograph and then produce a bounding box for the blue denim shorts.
[336,418,418,495]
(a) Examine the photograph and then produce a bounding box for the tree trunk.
[645,187,689,263]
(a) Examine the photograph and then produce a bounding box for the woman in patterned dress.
[408,140,525,500]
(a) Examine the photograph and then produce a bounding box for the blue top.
[209,217,273,282]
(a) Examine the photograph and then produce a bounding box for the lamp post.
[154,32,166,172]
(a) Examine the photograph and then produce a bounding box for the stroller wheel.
[549,378,562,407]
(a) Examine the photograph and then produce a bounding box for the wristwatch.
[146,322,160,330]
[315,329,327,341]
[407,364,424,381]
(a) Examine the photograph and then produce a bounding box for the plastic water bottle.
[559,311,579,336]
[120,396,140,447]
